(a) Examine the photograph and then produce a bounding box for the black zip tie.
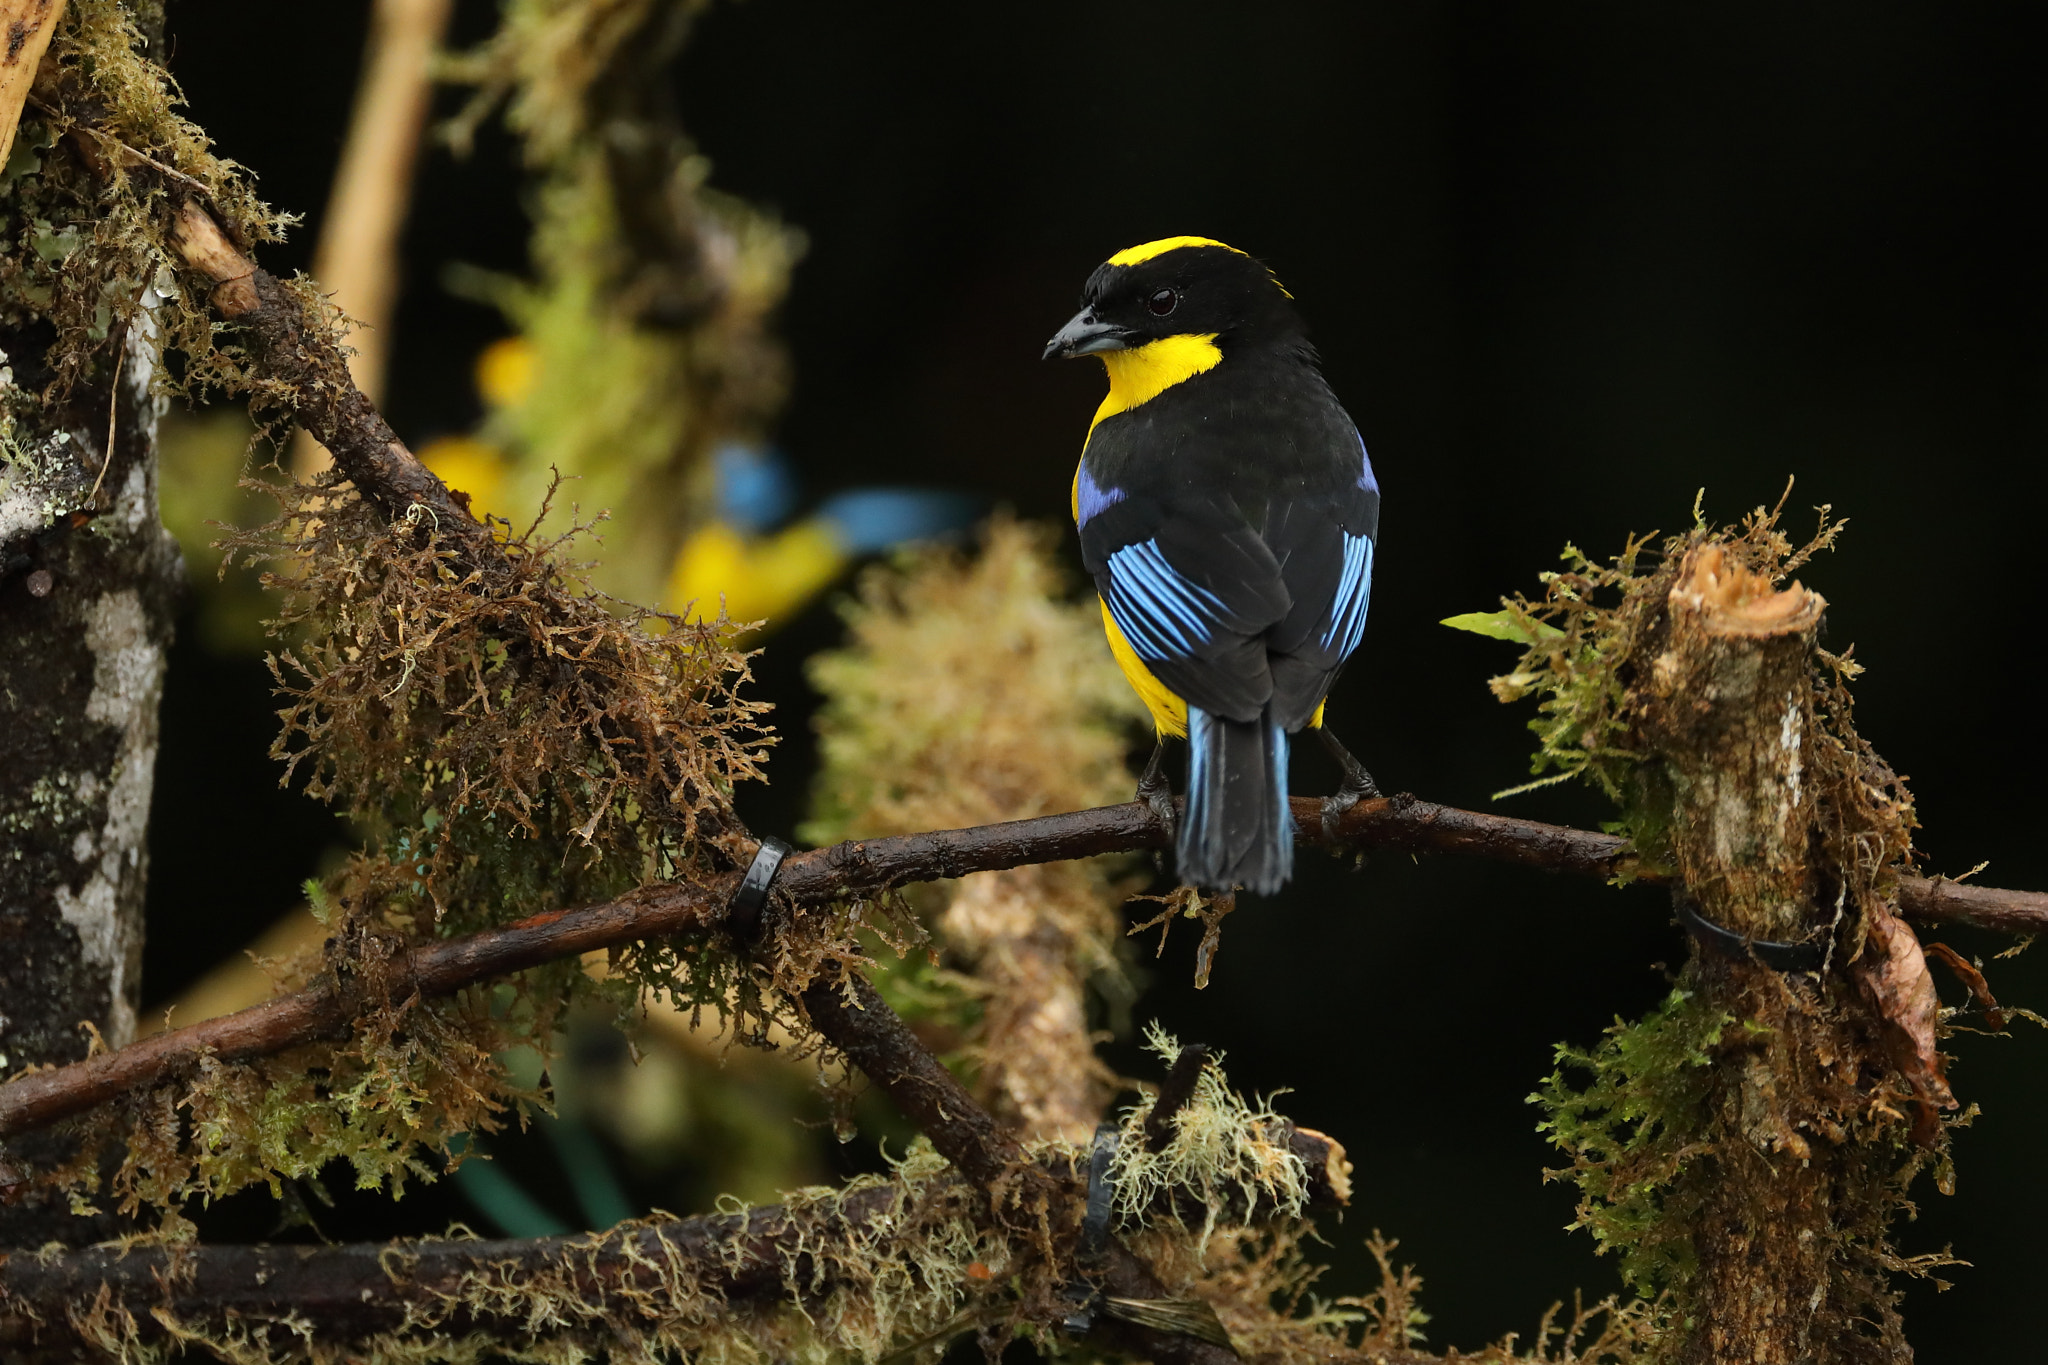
[1674,888,1825,973]
[1063,1120,1238,1353]
[1061,1121,1123,1334]
[1080,1120,1120,1256]
[1059,1283,1100,1336]
[727,837,791,942]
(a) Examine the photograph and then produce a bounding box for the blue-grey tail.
[1178,705,1294,895]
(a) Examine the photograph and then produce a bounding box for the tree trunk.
[1640,543,1927,1364]
[0,310,179,1244]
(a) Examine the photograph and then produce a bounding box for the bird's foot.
[1320,774,1382,841]
[1315,726,1381,842]
[1137,740,1177,842]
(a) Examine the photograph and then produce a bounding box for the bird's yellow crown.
[1105,236,1249,267]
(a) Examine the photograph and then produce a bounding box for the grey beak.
[1043,309,1135,360]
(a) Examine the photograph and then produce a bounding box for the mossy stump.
[1636,543,1940,1364]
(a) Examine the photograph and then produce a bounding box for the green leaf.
[1440,610,1565,644]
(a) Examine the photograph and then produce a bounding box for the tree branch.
[168,204,491,547]
[1,793,2039,1142]
[0,962,1345,1363]
[800,966,1019,1186]
[0,1197,889,1349]
[0,1119,1348,1358]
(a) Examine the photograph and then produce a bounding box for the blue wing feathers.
[1319,533,1374,655]
[1105,539,1230,658]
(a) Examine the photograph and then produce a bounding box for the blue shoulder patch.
[1356,430,1378,493]
[1075,464,1125,527]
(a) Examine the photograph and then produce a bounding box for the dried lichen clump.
[56,481,775,1216]
[1153,1228,1655,1364]
[240,483,771,934]
[804,517,1147,1142]
[1110,1030,1653,1365]
[1480,495,1958,1361]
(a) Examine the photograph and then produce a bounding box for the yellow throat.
[1087,334,1223,437]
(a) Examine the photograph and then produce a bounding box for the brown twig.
[1924,941,2007,1030]
[799,965,1019,1187]
[0,878,728,1138]
[1143,1044,1213,1153]
[1893,876,2048,938]
[166,201,490,556]
[1,793,2040,1142]
[83,337,120,509]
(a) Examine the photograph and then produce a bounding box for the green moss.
[0,0,292,406]
[1532,989,1732,1302]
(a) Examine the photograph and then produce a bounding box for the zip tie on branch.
[726,836,791,941]
[1674,888,1827,974]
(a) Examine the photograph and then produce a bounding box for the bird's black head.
[1042,237,1301,362]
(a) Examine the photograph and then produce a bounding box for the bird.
[1044,236,1380,895]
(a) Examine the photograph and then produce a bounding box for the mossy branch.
[0,1135,1341,1360]
[165,202,491,557]
[0,988,1347,1364]
[2,791,2037,1145]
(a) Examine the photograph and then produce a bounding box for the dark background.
[146,1,2047,1355]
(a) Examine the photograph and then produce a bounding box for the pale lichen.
[1108,1024,1309,1250]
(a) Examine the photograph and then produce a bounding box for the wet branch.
[1,792,2039,1142]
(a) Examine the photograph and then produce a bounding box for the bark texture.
[0,315,178,1246]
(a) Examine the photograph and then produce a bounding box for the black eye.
[1146,287,1178,317]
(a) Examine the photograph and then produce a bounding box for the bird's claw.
[1313,726,1379,842]
[1136,740,1177,842]
[1319,769,1380,842]
[1139,771,1178,843]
